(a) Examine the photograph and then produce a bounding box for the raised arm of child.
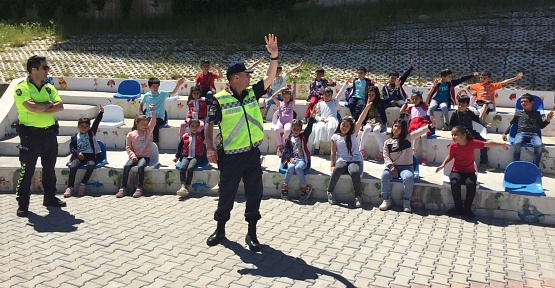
[247,56,265,70]
[148,104,156,132]
[292,75,298,101]
[90,104,104,135]
[354,97,373,136]
[271,87,288,106]
[335,77,353,101]
[500,72,523,86]
[426,78,441,105]
[286,58,304,75]
[171,78,185,95]
[399,98,411,114]
[215,64,222,79]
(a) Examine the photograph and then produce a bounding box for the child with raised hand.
[448,96,493,171]
[436,125,509,219]
[64,104,104,198]
[358,86,387,161]
[426,69,478,131]
[140,77,184,144]
[281,107,316,201]
[382,59,415,112]
[379,117,435,213]
[179,86,208,138]
[303,68,335,124]
[272,77,297,157]
[327,97,373,209]
[195,60,222,101]
[469,71,523,121]
[400,91,429,165]
[264,58,303,121]
[116,104,156,198]
[310,77,349,156]
[174,119,205,197]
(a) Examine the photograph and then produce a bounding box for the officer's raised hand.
[265,34,278,57]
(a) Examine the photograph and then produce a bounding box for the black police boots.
[245,221,261,252]
[16,208,28,217]
[207,221,226,247]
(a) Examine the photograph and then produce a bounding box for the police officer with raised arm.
[205,34,279,251]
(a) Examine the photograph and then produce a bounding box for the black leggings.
[180,157,200,185]
[121,157,150,189]
[68,153,97,187]
[449,172,477,211]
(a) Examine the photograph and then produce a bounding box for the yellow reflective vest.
[215,87,264,154]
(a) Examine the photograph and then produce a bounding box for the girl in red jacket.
[174,119,205,197]
[179,87,208,137]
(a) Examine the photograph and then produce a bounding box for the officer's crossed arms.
[22,99,63,113]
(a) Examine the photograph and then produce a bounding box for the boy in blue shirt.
[347,66,374,121]
[140,77,184,143]
[426,69,478,131]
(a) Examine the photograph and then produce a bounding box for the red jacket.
[176,133,205,158]
[187,98,208,119]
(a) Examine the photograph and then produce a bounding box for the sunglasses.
[37,65,50,71]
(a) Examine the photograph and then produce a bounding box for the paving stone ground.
[1,194,555,288]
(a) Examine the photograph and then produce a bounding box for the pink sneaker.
[133,188,143,198]
[63,187,72,198]
[116,188,126,198]
[359,149,367,160]
[375,152,383,161]
[77,184,86,196]
[421,158,428,166]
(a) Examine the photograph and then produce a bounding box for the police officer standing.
[205,34,279,251]
[14,55,65,217]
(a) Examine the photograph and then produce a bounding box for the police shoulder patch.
[16,89,22,96]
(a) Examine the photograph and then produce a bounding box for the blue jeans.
[283,160,307,186]
[513,132,543,166]
[427,99,449,125]
[264,92,282,119]
[381,165,414,199]
[347,97,364,121]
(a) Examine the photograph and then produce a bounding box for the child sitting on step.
[116,104,156,198]
[400,91,429,165]
[174,119,205,197]
[310,81,346,156]
[272,78,297,157]
[64,104,104,197]
[281,107,316,201]
[327,99,373,209]
[359,86,387,161]
[180,86,208,138]
[379,118,434,213]
[436,125,509,219]
[140,77,183,144]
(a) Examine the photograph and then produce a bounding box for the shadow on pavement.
[26,207,84,233]
[222,240,356,288]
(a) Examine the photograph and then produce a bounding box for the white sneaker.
[354,196,362,208]
[403,199,412,213]
[177,187,189,197]
[211,184,219,193]
[379,199,391,211]
[327,192,336,205]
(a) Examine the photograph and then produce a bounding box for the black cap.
[226,62,254,76]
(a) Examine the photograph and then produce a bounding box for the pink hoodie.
[126,110,156,159]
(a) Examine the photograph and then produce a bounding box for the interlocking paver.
[1,195,555,288]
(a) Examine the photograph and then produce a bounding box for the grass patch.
[51,0,554,45]
[0,21,55,48]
